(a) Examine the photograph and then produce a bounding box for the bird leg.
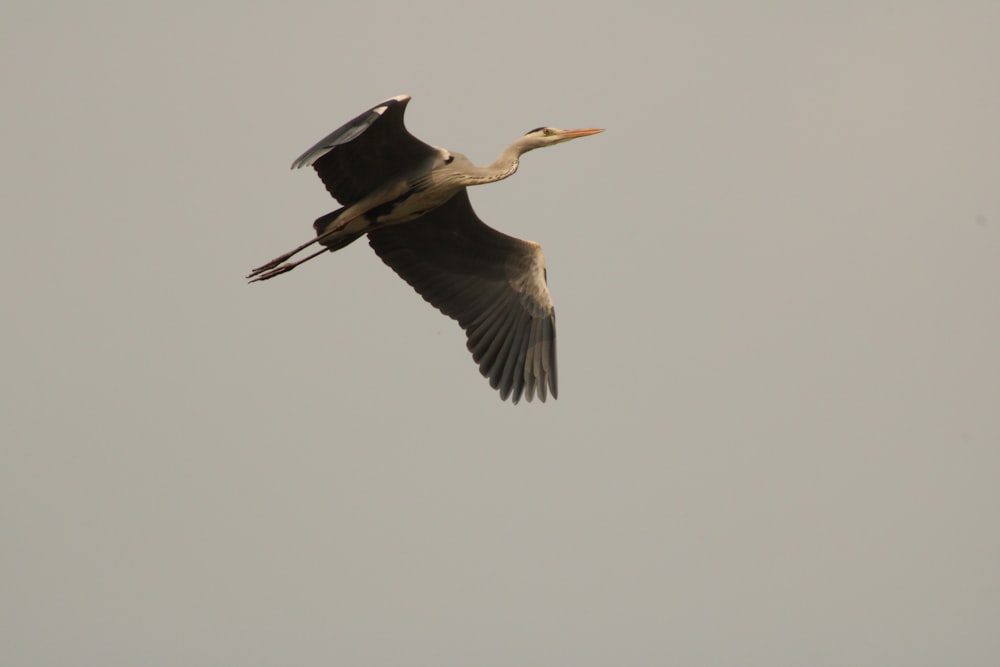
[246,237,323,278]
[246,209,365,281]
[247,247,329,282]
[247,184,406,282]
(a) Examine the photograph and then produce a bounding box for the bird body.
[311,151,464,250]
[249,94,602,403]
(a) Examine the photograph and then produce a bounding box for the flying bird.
[248,94,603,403]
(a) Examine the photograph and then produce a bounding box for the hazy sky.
[3,2,999,665]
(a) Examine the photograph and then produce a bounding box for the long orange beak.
[561,128,605,139]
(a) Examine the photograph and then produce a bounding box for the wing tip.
[288,94,415,170]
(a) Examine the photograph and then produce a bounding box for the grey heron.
[248,94,603,403]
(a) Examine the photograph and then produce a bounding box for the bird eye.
[543,128,554,136]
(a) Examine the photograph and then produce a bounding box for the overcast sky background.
[3,2,999,665]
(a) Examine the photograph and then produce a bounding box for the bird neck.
[469,144,523,185]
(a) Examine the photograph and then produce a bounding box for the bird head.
[518,126,604,152]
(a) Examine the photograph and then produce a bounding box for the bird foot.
[247,262,295,283]
[246,251,296,279]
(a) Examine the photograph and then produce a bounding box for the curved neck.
[466,138,531,185]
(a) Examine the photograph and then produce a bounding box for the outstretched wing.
[291,94,439,206]
[367,189,558,404]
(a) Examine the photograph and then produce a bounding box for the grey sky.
[3,2,999,665]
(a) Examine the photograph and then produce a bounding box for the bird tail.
[313,208,365,252]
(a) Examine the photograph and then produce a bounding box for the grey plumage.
[248,95,602,403]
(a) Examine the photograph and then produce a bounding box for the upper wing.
[291,94,439,206]
[367,189,558,404]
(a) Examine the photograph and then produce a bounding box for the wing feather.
[479,302,520,386]
[499,314,530,402]
[291,95,438,206]
[367,189,557,403]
